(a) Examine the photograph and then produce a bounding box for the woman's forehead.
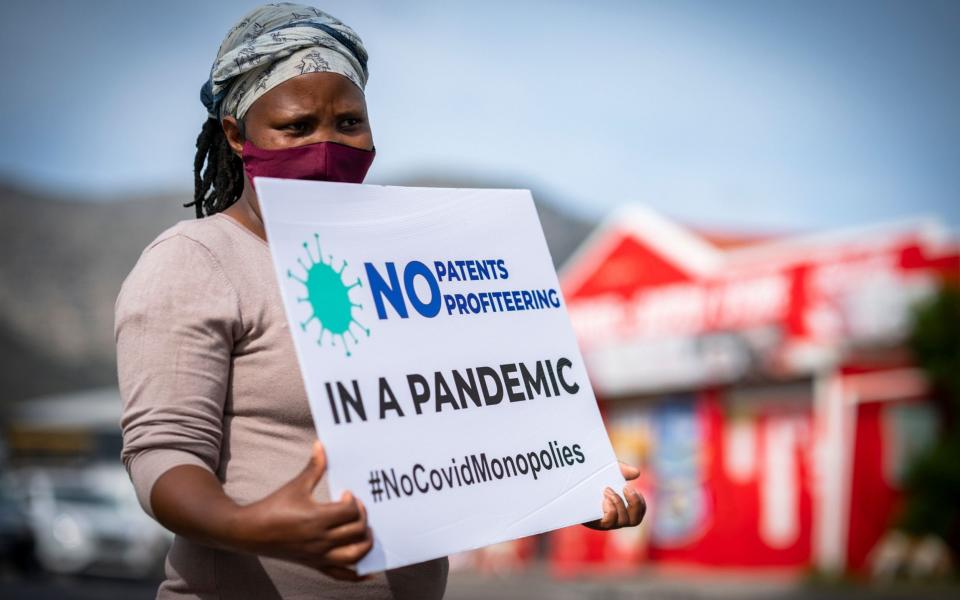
[248,72,366,117]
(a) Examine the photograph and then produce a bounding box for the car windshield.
[0,485,21,507]
[53,485,118,507]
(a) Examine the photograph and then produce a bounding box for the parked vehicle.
[0,472,36,575]
[19,464,171,578]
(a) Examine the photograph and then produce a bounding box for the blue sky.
[1,0,958,231]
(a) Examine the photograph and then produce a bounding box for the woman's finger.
[324,528,374,565]
[624,485,646,526]
[618,462,640,481]
[325,519,369,545]
[582,496,616,530]
[356,497,368,526]
[581,518,599,529]
[583,485,646,530]
[606,487,629,527]
[310,496,362,531]
[297,440,328,492]
[598,494,616,529]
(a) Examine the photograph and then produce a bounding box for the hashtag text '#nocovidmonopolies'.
[367,440,585,503]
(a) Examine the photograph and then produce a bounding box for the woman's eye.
[283,121,309,134]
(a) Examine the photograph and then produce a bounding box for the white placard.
[257,178,624,574]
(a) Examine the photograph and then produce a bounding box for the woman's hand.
[582,462,646,531]
[231,441,373,581]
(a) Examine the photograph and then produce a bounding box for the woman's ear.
[221,116,246,157]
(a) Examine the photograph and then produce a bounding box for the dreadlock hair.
[186,117,245,218]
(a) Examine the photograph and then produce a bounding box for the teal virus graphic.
[288,234,369,356]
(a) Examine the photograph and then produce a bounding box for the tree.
[899,284,960,551]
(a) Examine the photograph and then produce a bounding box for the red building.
[550,206,959,575]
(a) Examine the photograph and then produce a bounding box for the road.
[1,569,957,599]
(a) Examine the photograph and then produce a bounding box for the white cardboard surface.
[256,178,624,574]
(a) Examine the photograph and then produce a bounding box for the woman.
[116,4,645,599]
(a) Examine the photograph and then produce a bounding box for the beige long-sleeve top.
[116,212,448,599]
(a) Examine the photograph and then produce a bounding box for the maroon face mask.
[241,140,375,186]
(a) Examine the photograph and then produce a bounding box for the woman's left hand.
[582,462,646,531]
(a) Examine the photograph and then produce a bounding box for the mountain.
[0,178,595,405]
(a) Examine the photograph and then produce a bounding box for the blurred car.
[19,464,171,578]
[0,472,37,574]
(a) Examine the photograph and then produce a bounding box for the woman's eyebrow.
[272,109,316,122]
[334,102,366,115]
[272,103,364,120]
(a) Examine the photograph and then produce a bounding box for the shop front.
[550,207,958,575]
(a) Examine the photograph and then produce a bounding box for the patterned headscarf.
[201,3,368,122]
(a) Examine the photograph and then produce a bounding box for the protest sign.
[257,178,625,574]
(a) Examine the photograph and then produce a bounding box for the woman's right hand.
[230,440,374,581]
